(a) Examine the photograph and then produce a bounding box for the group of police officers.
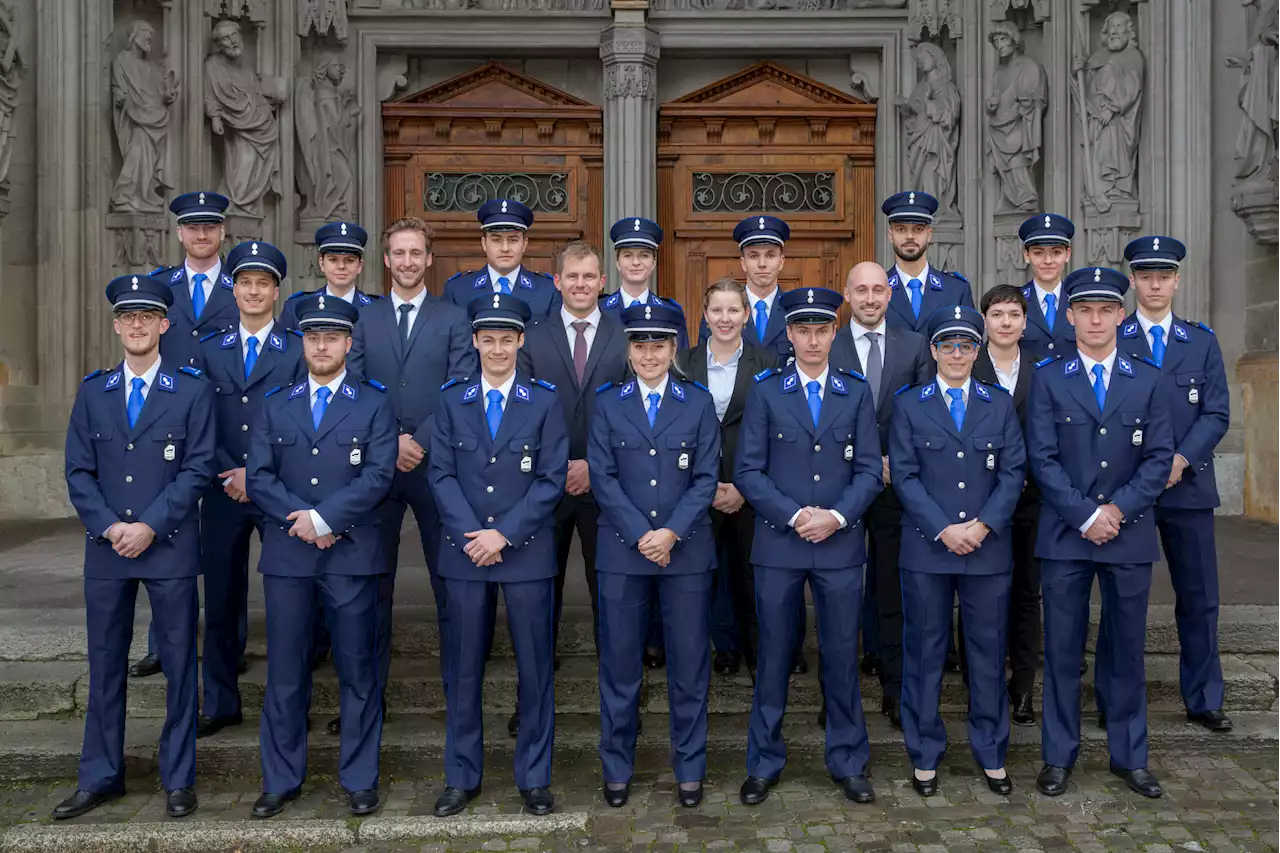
[57,184,1230,821]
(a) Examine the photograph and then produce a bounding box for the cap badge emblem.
[501,200,508,213]
[199,192,205,205]
[954,306,962,319]
[806,289,814,304]
[634,219,641,231]
[1152,237,1160,250]
[759,217,765,230]
[340,223,347,235]
[644,306,652,319]
[1094,268,1102,282]
[251,243,259,255]
[908,192,916,205]
[318,296,326,309]
[493,294,501,308]
[1044,215,1052,228]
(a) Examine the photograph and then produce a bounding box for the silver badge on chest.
[1188,386,1199,405]
[163,443,176,462]
[521,453,533,474]
[678,452,689,470]
[986,453,996,471]
[1131,428,1143,447]
[350,447,362,465]
[844,443,854,462]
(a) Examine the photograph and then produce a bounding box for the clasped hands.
[939,519,990,556]
[285,510,338,549]
[104,521,156,558]
[792,508,842,544]
[1082,503,1125,546]
[638,528,678,567]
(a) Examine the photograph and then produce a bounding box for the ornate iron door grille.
[425,172,571,214]
[691,171,835,214]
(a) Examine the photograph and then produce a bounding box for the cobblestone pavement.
[1,750,1274,852]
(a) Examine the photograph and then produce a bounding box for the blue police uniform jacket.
[154,264,239,366]
[885,267,974,334]
[278,287,379,331]
[196,322,304,476]
[600,291,690,350]
[65,361,216,579]
[246,377,397,577]
[1026,354,1174,564]
[444,268,562,319]
[587,376,720,576]
[698,293,793,368]
[1120,314,1229,511]
[734,366,883,570]
[889,380,1028,575]
[1019,282,1077,361]
[428,374,570,583]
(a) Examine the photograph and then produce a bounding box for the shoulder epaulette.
[1195,321,1215,335]
[1136,355,1160,369]
[440,378,461,391]
[894,383,914,396]
[446,270,472,282]
[285,289,309,301]
[199,328,225,343]
[843,369,867,383]
[178,365,203,378]
[264,386,283,397]
[948,270,969,283]
[987,382,1011,394]
[82,368,108,383]
[753,368,776,383]
[364,379,387,392]
[690,380,710,393]
[148,265,168,276]
[1035,356,1059,369]
[533,378,557,391]
[595,381,615,395]
[290,328,303,338]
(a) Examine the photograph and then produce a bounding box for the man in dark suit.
[829,261,932,729]
[880,192,973,335]
[443,199,561,320]
[698,216,796,369]
[1017,214,1077,361]
[341,217,477,736]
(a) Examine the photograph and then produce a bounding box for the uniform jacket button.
[127,443,134,451]
[1100,427,1107,435]
[1100,461,1108,468]
[958,482,965,489]
[241,396,249,403]
[241,424,249,432]
[650,510,657,518]
[487,516,495,523]
[125,475,133,483]
[958,511,966,519]
[312,448,319,455]
[125,509,133,516]
[191,329,199,336]
[1097,493,1105,500]
[649,448,657,456]
[311,477,319,485]
[813,445,821,452]
[813,474,820,481]
[487,486,494,493]
[1048,342,1055,350]
[956,451,964,459]
[650,479,657,486]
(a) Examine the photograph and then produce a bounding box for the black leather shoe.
[1187,709,1233,732]
[167,787,198,818]
[507,710,519,738]
[817,700,826,729]
[910,771,937,798]
[520,786,554,815]
[326,716,341,736]
[602,783,630,807]
[739,775,776,805]
[1110,764,1163,798]
[1010,692,1035,727]
[860,654,882,676]
[237,656,250,675]
[434,786,480,816]
[982,770,1013,796]
[51,789,122,820]
[881,696,902,729]
[251,789,300,819]
[196,712,242,739]
[944,651,962,673]
[714,651,741,675]
[790,653,808,675]
[348,789,381,815]
[837,775,875,803]
[128,653,162,678]
[1036,765,1071,797]
[677,782,703,808]
[643,647,666,669]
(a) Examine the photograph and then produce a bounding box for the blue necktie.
[947,387,965,431]
[244,336,259,380]
[1091,364,1107,412]
[806,380,821,428]
[1043,293,1056,331]
[908,278,923,319]
[646,392,661,428]
[312,386,331,431]
[498,276,511,295]
[127,377,145,429]
[192,273,207,319]
[486,389,504,440]
[1150,325,1166,367]
[755,299,768,344]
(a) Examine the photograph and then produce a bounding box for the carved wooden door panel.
[382,63,604,296]
[657,62,878,336]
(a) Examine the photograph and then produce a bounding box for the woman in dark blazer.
[677,278,776,675]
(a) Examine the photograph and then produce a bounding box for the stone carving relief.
[1071,9,1144,215]
[907,0,962,41]
[990,0,1049,23]
[898,42,960,222]
[849,70,879,103]
[1228,0,1279,244]
[986,21,1047,214]
[648,0,904,10]
[204,18,284,219]
[0,0,24,208]
[298,0,349,38]
[296,54,359,222]
[110,222,167,271]
[109,21,179,214]
[604,63,654,100]
[394,0,605,9]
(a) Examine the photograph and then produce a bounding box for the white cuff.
[309,509,332,538]
[787,509,803,528]
[830,510,848,529]
[1078,507,1102,535]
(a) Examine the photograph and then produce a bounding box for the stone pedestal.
[104,213,169,272]
[1237,351,1278,523]
[1081,199,1142,269]
[1231,179,1280,247]
[992,212,1028,288]
[930,213,965,279]
[600,15,658,265]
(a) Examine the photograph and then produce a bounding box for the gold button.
[191,330,199,336]
[1048,342,1055,350]
[487,516,495,523]
[489,457,496,464]
[125,476,133,483]
[1097,493,1105,500]
[986,442,993,449]
[311,478,319,485]
[777,433,783,439]
[242,453,248,460]
[1066,417,1072,423]
[681,442,687,448]
[125,509,133,516]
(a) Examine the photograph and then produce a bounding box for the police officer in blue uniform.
[1027,267,1173,800]
[58,273,215,820]
[194,241,303,739]
[890,306,1027,798]
[245,294,397,819]
[882,192,973,334]
[428,294,569,818]
[735,288,883,806]
[1018,213,1077,361]
[279,222,381,331]
[588,302,721,809]
[600,217,689,351]
[1115,236,1232,733]
[444,199,561,319]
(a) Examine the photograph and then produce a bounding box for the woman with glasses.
[888,305,1026,798]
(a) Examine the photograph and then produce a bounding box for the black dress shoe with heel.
[836,775,875,803]
[196,712,242,739]
[677,782,703,808]
[881,696,902,729]
[1036,765,1071,797]
[739,775,777,805]
[251,788,300,819]
[1187,709,1233,732]
[51,789,123,820]
[602,783,630,807]
[1009,692,1035,727]
[910,771,937,798]
[521,786,555,815]
[128,653,162,678]
[980,769,1013,796]
[1109,764,1162,798]
[349,789,381,816]
[167,787,198,818]
[434,786,480,816]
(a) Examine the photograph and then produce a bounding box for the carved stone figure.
[986,21,1047,213]
[297,0,349,39]
[204,18,282,218]
[0,0,23,190]
[605,63,654,101]
[1227,0,1279,184]
[109,22,178,214]
[296,56,359,220]
[898,42,960,220]
[1073,11,1144,211]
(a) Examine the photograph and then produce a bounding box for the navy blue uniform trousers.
[445,577,555,791]
[199,488,262,720]
[82,576,198,794]
[901,570,1011,771]
[261,574,383,794]
[748,565,869,781]
[598,571,713,784]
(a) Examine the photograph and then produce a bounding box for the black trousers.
[711,504,758,665]
[1006,503,1042,696]
[554,493,600,653]
[868,488,906,694]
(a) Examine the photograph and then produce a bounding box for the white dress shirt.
[706,343,743,422]
[990,349,1020,394]
[894,262,931,287]
[306,371,347,538]
[787,365,847,530]
[121,357,162,412]
[636,375,669,408]
[1075,348,1118,534]
[480,372,517,415]
[1136,310,1173,354]
[390,288,428,337]
[562,307,600,355]
[487,265,523,293]
[618,287,652,309]
[240,322,272,365]
[325,285,356,304]
[935,375,971,408]
[851,319,888,371]
[186,259,222,304]
[1033,281,1063,319]
[746,286,780,331]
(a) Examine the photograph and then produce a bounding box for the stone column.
[600,14,658,262]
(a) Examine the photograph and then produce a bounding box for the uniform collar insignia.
[358,292,371,305]
[519,275,533,289]
[920,383,935,400]
[929,273,943,290]
[1022,285,1033,298]
[104,372,122,390]
[514,383,531,402]
[1064,358,1080,375]
[268,333,285,352]
[170,269,184,283]
[619,380,636,400]
[462,384,480,402]
[289,382,307,399]
[474,274,488,289]
[157,372,175,392]
[887,273,899,288]
[220,274,234,289]
[1117,358,1133,377]
[220,332,238,348]
[605,293,619,308]
[1174,323,1190,341]
[830,376,847,395]
[670,381,685,401]
[974,382,991,401]
[781,372,798,393]
[341,383,357,400]
[1121,322,1139,338]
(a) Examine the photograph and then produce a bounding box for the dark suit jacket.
[677,340,774,483]
[973,343,1040,517]
[829,323,933,452]
[517,312,630,461]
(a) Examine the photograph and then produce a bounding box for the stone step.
[1,652,1274,722]
[0,710,1274,784]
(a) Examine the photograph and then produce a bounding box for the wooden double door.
[384,62,877,336]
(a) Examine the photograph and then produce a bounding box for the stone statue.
[297,0,348,39]
[204,18,282,218]
[109,21,179,214]
[1227,0,1279,184]
[295,55,359,220]
[986,21,1047,213]
[1073,11,1144,211]
[898,42,960,220]
[0,0,23,189]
